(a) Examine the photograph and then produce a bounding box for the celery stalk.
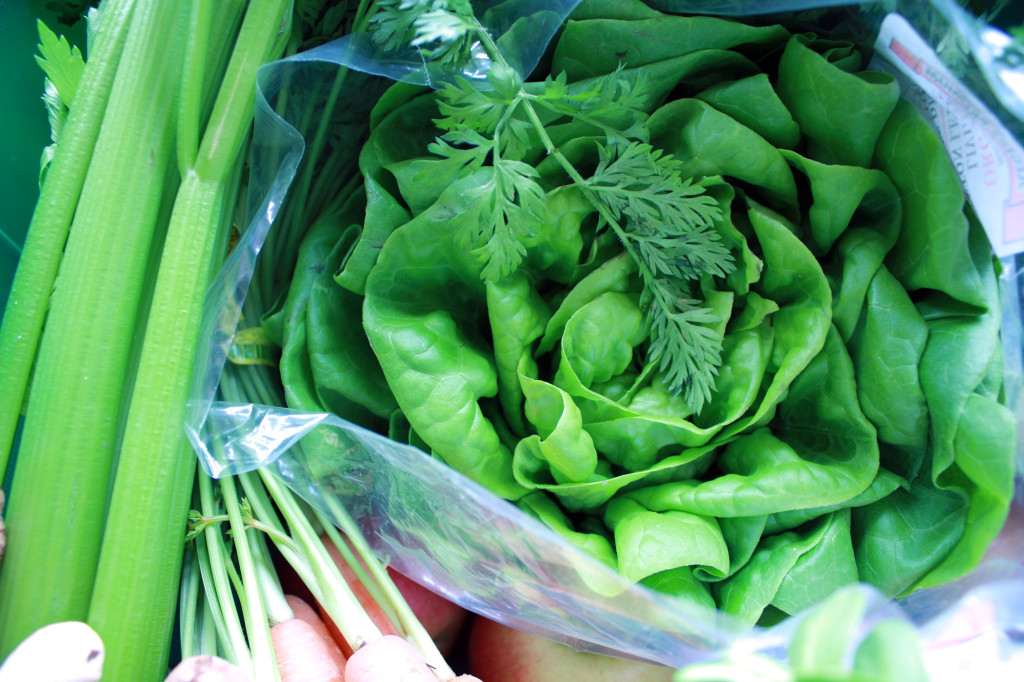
[85,1,293,679]
[0,0,137,472]
[0,1,188,655]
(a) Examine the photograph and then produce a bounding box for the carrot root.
[283,595,348,674]
[163,655,254,681]
[344,635,439,682]
[271,617,346,682]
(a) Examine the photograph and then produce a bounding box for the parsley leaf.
[429,135,548,281]
[35,20,86,185]
[532,69,651,145]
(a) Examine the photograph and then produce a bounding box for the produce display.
[0,0,1021,681]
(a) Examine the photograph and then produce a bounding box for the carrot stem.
[259,468,383,651]
[179,549,203,661]
[318,501,457,681]
[197,470,252,670]
[220,474,281,682]
[249,525,295,627]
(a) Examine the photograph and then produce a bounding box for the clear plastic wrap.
[184,0,1024,674]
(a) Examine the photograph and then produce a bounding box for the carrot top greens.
[371,0,735,411]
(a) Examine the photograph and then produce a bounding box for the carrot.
[317,587,400,660]
[270,617,346,682]
[284,594,348,675]
[344,635,439,682]
[164,655,254,682]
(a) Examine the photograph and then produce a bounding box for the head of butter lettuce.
[266,0,1018,626]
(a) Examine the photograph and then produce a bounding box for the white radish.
[0,621,103,682]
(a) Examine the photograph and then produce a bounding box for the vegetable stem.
[85,1,292,678]
[317,501,457,680]
[249,527,296,627]
[0,0,187,656]
[259,468,384,651]
[197,470,252,669]
[179,549,202,661]
[220,474,281,682]
[0,0,138,472]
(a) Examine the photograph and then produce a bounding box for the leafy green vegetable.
[268,0,1017,624]
[393,20,737,410]
[35,19,85,108]
[0,0,364,676]
[675,586,931,681]
[34,18,87,184]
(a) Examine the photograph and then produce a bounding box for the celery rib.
[0,0,137,473]
[84,1,295,679]
[0,1,188,657]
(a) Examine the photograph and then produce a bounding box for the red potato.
[468,616,676,682]
[316,533,468,658]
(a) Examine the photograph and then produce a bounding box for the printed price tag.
[871,13,1024,258]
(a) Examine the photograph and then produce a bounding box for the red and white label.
[871,14,1024,257]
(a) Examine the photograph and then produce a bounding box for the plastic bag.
[184,0,1024,673]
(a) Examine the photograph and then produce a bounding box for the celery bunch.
[0,1,292,679]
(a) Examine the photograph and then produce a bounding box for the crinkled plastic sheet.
[184,0,1024,673]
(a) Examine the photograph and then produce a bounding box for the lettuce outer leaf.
[551,14,789,80]
[849,267,929,480]
[363,177,528,500]
[605,497,730,583]
[625,326,878,518]
[775,34,900,169]
[875,99,987,308]
[697,73,801,150]
[714,512,850,626]
[649,99,799,212]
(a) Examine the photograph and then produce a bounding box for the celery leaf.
[35,20,85,108]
